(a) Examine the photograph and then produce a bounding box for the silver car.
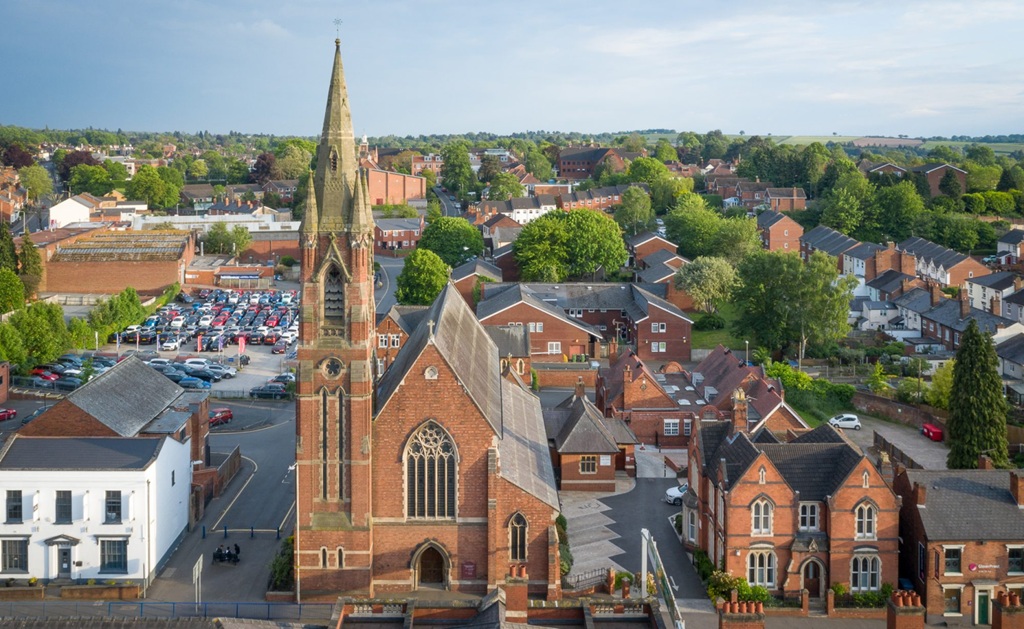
[828,413,862,430]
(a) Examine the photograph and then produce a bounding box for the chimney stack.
[1012,472,1024,507]
[731,388,749,434]
[574,376,586,401]
[886,591,925,629]
[914,482,927,506]
[900,251,917,276]
[929,282,943,307]
[979,454,996,470]
[993,291,1003,316]
[959,286,970,319]
[1015,276,1024,293]
[503,565,529,622]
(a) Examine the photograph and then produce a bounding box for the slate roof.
[496,378,559,508]
[969,270,1018,291]
[637,255,683,284]
[451,258,502,283]
[476,284,601,337]
[911,163,967,174]
[800,225,860,258]
[375,217,422,232]
[552,396,620,454]
[996,333,1024,365]
[845,242,885,261]
[561,183,649,204]
[66,356,184,437]
[1007,289,1024,307]
[893,287,933,313]
[377,283,504,435]
[756,210,787,229]
[478,195,557,214]
[765,188,807,199]
[899,236,968,270]
[904,469,1024,540]
[641,248,686,269]
[631,284,692,323]
[0,435,163,471]
[920,298,1013,335]
[484,325,530,358]
[1000,230,1024,245]
[626,231,675,249]
[866,269,916,293]
[378,304,430,335]
[490,226,522,245]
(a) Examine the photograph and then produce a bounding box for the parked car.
[270,372,296,384]
[250,383,288,399]
[21,406,49,425]
[54,377,82,392]
[0,408,17,421]
[31,371,60,382]
[32,365,64,376]
[187,369,222,383]
[828,413,862,430]
[205,364,237,379]
[664,483,689,506]
[209,407,234,426]
[178,377,211,390]
[161,338,182,351]
[271,340,288,354]
[164,371,185,383]
[29,376,56,388]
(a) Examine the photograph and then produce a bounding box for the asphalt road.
[375,254,403,314]
[433,186,461,217]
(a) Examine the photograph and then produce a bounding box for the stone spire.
[314,38,357,232]
[300,168,318,236]
[349,168,374,237]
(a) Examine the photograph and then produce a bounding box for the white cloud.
[228,18,290,39]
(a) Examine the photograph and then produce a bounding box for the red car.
[0,408,17,421]
[209,407,233,426]
[33,371,59,381]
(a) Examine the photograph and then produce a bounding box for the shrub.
[694,313,725,330]
[280,255,297,267]
[694,549,715,582]
[559,543,573,576]
[105,580,117,586]
[831,582,847,596]
[673,513,682,534]
[707,570,746,602]
[87,579,96,586]
[555,513,567,531]
[267,535,295,591]
[531,368,539,391]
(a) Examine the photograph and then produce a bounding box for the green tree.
[713,218,761,266]
[0,223,17,273]
[274,144,313,179]
[0,323,27,367]
[874,181,924,241]
[621,133,647,154]
[420,167,437,190]
[614,186,654,236]
[939,169,962,198]
[487,172,524,201]
[478,155,502,183]
[867,363,889,394]
[820,172,875,236]
[439,142,474,195]
[187,159,209,180]
[231,225,252,255]
[418,216,484,267]
[103,160,129,187]
[17,164,52,204]
[17,236,42,297]
[563,209,628,278]
[395,249,449,305]
[965,144,997,166]
[0,267,24,313]
[426,198,443,222]
[650,176,694,212]
[997,165,1024,192]
[946,320,1008,469]
[732,250,855,353]
[126,164,170,208]
[513,214,569,281]
[68,164,113,196]
[203,222,237,255]
[524,150,553,181]
[625,157,670,186]
[653,139,677,163]
[8,301,70,365]
[925,359,955,410]
[673,256,736,313]
[664,194,719,259]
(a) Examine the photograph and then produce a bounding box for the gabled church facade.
[294,40,562,603]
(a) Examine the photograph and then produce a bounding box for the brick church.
[294,40,562,602]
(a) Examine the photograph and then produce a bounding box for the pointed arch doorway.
[412,543,451,590]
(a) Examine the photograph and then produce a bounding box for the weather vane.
[333,18,342,39]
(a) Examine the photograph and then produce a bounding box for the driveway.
[842,415,949,470]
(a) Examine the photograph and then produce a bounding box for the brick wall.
[240,237,301,264]
[532,365,597,389]
[479,303,593,361]
[558,452,616,491]
[44,259,182,295]
[366,169,426,205]
[17,399,118,437]
[850,392,947,431]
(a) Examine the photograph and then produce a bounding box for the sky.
[2,0,1023,139]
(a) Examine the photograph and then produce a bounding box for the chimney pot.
[979,454,995,469]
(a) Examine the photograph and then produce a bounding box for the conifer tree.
[947,319,1009,468]
[0,223,17,272]
[17,237,42,299]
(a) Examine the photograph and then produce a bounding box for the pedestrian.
[234,543,240,557]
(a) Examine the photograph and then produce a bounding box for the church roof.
[497,378,559,508]
[377,282,504,435]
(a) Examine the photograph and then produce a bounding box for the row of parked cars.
[27,353,119,392]
[146,356,236,390]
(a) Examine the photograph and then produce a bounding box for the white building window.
[683,419,692,436]
[687,511,697,541]
[850,555,880,591]
[752,499,773,535]
[547,342,561,354]
[747,550,776,587]
[390,334,400,348]
[799,503,818,531]
[855,503,876,539]
[663,419,679,436]
[651,322,666,333]
[378,335,388,349]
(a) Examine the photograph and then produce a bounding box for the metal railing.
[563,567,607,591]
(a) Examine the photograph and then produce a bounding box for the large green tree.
[673,256,736,313]
[626,157,670,186]
[8,301,70,365]
[203,222,252,256]
[650,176,694,212]
[17,236,42,297]
[395,249,449,305]
[524,150,553,181]
[562,209,628,278]
[274,144,313,179]
[418,216,484,267]
[664,194,719,259]
[997,165,1024,192]
[614,186,654,236]
[439,142,474,195]
[732,250,855,353]
[873,181,924,241]
[0,323,27,366]
[0,268,25,313]
[17,164,52,204]
[487,172,525,201]
[0,223,17,273]
[925,359,955,410]
[653,139,678,163]
[477,155,502,183]
[126,164,177,208]
[513,215,570,282]
[69,164,114,196]
[946,320,1009,469]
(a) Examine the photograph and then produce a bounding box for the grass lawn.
[689,302,748,352]
[777,135,860,145]
[919,140,1024,156]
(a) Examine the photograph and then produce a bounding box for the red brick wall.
[632,309,691,362]
[375,317,409,372]
[948,258,990,287]
[532,367,596,389]
[558,452,616,491]
[493,254,520,282]
[479,303,592,361]
[44,259,182,295]
[921,167,967,198]
[367,170,426,205]
[17,399,119,437]
[633,239,677,263]
[0,362,9,405]
[764,221,803,253]
[240,238,301,264]
[769,197,807,212]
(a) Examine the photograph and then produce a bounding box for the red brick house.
[893,461,1024,624]
[626,231,678,267]
[800,225,860,271]
[0,167,27,222]
[634,249,693,311]
[374,216,424,255]
[911,163,967,198]
[765,187,807,212]
[375,304,429,373]
[491,244,519,281]
[476,284,602,362]
[557,184,650,211]
[450,258,502,307]
[685,420,900,600]
[557,147,643,180]
[898,236,989,287]
[707,176,743,200]
[262,179,299,204]
[481,282,693,362]
[295,43,562,600]
[410,153,443,178]
[735,180,774,209]
[543,383,637,491]
[916,284,1018,352]
[756,210,803,253]
[857,160,909,180]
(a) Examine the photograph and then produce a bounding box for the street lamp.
[745,340,749,366]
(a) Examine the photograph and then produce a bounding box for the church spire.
[300,168,319,235]
[350,168,374,236]
[314,38,357,232]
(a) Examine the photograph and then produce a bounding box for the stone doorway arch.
[800,558,826,599]
[411,542,451,590]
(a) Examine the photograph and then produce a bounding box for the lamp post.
[745,340,749,366]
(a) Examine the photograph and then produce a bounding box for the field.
[688,302,747,351]
[920,140,1024,156]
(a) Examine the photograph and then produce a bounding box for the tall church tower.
[295,39,376,598]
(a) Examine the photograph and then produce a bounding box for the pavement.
[842,415,949,470]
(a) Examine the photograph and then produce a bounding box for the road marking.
[211,455,259,530]
[279,500,296,532]
[670,576,679,592]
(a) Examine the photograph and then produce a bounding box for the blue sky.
[2,0,1022,138]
